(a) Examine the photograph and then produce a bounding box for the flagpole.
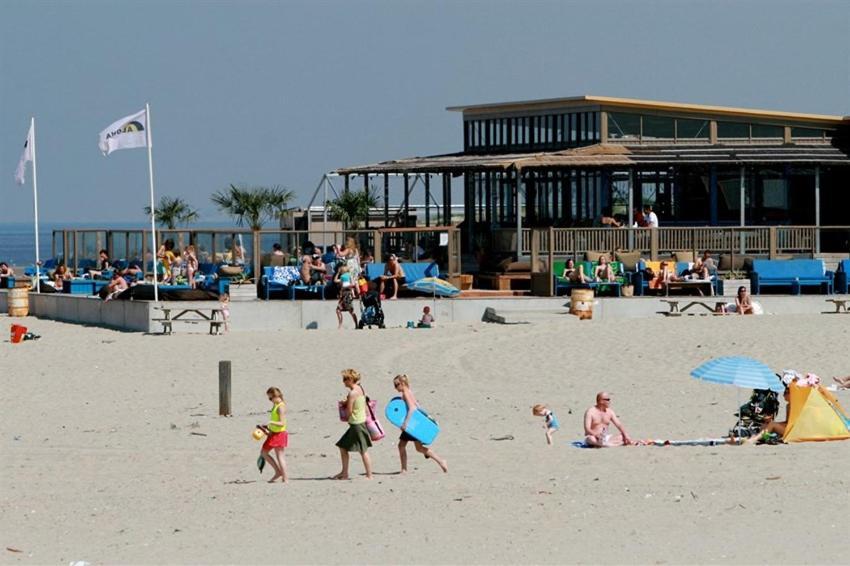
[145,103,159,302]
[30,117,41,290]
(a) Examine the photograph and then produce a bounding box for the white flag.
[14,122,34,185]
[98,109,148,155]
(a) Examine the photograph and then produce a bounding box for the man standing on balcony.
[643,204,659,228]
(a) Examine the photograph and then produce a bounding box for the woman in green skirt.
[332,368,374,480]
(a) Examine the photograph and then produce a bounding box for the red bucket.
[10,324,27,344]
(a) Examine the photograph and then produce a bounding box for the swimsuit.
[545,411,560,430]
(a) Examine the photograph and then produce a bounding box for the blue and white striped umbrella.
[691,356,784,393]
[406,277,460,298]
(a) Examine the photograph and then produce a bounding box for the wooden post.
[403,174,410,227]
[383,173,390,227]
[219,360,232,417]
[424,174,431,227]
[373,229,382,262]
[363,174,370,229]
[650,228,659,261]
[548,226,555,297]
[253,230,261,284]
[768,226,777,259]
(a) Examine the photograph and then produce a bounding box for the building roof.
[446,95,849,125]
[335,143,850,175]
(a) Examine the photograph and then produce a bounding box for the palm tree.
[143,196,199,229]
[210,184,296,231]
[327,188,379,230]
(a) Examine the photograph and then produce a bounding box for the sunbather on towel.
[584,392,633,447]
[833,376,850,389]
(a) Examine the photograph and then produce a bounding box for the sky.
[1,0,848,226]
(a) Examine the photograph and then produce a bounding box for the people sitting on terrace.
[643,204,659,228]
[594,255,616,282]
[361,248,375,266]
[0,262,13,277]
[120,261,143,284]
[649,261,679,290]
[299,253,314,285]
[52,264,71,291]
[86,249,111,278]
[183,245,199,288]
[311,252,327,285]
[562,258,588,283]
[687,258,710,280]
[598,209,622,228]
[379,254,406,300]
[700,250,716,271]
[632,207,647,228]
[271,243,285,257]
[102,271,128,301]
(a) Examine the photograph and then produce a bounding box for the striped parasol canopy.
[691,356,784,393]
[406,277,460,297]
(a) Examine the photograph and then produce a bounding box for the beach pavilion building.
[336,96,850,257]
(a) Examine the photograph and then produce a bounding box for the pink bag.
[338,400,349,422]
[365,399,385,441]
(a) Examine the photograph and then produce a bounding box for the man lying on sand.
[584,391,634,447]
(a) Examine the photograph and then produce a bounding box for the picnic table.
[153,306,225,335]
[662,279,714,297]
[661,299,728,317]
[824,299,850,314]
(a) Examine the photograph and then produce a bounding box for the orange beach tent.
[783,385,850,443]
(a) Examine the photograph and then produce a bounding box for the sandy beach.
[2,313,849,564]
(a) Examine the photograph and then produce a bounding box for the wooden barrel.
[8,287,29,317]
[569,288,594,320]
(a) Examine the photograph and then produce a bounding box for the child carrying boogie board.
[393,375,448,474]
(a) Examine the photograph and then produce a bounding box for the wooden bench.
[661,299,727,317]
[153,307,225,335]
[825,299,850,314]
[477,272,531,291]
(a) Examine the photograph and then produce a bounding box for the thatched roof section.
[335,143,850,175]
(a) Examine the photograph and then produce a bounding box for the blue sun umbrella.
[691,356,784,393]
[406,277,460,298]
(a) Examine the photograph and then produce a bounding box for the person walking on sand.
[393,375,448,474]
[333,369,373,480]
[584,392,633,447]
[257,387,289,483]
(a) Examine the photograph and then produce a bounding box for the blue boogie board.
[385,397,440,445]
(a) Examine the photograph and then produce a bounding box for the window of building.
[717,121,750,138]
[642,115,675,139]
[751,124,783,138]
[607,112,641,139]
[675,118,709,139]
[791,127,826,139]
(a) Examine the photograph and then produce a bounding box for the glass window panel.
[590,112,599,141]
[607,112,640,139]
[751,124,783,138]
[676,118,709,139]
[717,121,750,138]
[791,127,825,138]
[642,115,674,139]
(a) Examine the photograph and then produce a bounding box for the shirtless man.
[584,392,633,447]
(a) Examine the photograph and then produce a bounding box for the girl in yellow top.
[332,369,373,480]
[258,387,288,483]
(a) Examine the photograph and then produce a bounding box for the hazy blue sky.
[1,0,848,225]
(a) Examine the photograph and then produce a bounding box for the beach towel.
[271,266,300,285]
[570,438,729,448]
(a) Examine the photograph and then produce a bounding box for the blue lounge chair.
[750,259,834,295]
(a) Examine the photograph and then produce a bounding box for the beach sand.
[2,313,849,564]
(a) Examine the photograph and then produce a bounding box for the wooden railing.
[502,225,849,259]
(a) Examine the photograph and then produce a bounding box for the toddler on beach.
[417,306,434,328]
[258,387,289,483]
[219,293,230,333]
[532,404,559,445]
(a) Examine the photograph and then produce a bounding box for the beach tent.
[783,385,850,443]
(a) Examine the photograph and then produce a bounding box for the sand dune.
[2,314,849,564]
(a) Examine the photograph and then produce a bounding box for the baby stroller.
[358,290,385,329]
[729,388,780,438]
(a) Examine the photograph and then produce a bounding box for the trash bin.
[569,288,594,320]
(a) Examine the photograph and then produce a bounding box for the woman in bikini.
[594,255,615,282]
[562,258,587,283]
